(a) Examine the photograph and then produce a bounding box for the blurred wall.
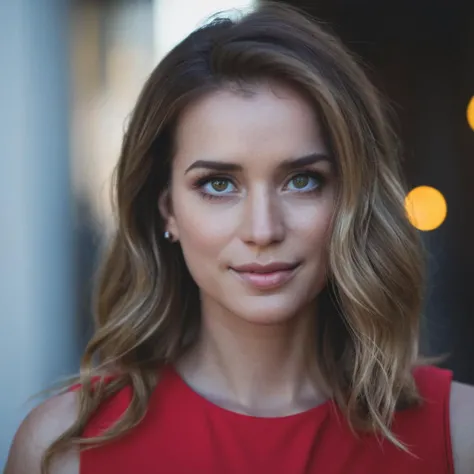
[0,0,78,468]
[71,0,155,236]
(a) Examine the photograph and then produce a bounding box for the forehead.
[173,82,328,167]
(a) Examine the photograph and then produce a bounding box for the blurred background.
[1,0,473,468]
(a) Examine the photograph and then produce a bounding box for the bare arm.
[4,391,79,474]
[450,381,474,474]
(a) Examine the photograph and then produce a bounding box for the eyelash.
[193,171,326,201]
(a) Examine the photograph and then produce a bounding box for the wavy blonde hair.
[42,2,425,472]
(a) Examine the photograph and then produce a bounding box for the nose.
[239,185,286,248]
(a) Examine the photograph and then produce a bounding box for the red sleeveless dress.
[80,365,454,474]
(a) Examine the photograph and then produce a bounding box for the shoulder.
[450,381,474,474]
[4,391,79,474]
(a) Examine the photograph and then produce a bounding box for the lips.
[229,261,301,290]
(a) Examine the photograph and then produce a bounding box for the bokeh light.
[405,186,447,231]
[467,96,474,131]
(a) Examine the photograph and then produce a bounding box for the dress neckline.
[164,364,335,422]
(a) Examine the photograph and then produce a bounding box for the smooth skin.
[5,83,474,473]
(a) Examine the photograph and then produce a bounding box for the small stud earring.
[164,231,171,240]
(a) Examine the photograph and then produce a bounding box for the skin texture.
[161,83,336,413]
[4,82,474,473]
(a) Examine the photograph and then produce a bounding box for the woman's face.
[162,82,336,324]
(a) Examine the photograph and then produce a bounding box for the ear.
[158,188,179,241]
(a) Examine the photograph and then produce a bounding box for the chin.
[229,294,311,326]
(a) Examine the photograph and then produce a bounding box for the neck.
[176,297,328,416]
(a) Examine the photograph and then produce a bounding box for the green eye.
[210,179,230,193]
[200,177,236,196]
[292,175,310,189]
[287,173,321,192]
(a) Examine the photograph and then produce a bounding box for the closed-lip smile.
[229,261,301,290]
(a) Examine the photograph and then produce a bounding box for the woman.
[6,3,474,474]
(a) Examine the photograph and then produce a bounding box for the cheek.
[289,204,334,293]
[286,197,335,247]
[173,197,235,262]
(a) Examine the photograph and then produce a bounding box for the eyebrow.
[184,152,333,174]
